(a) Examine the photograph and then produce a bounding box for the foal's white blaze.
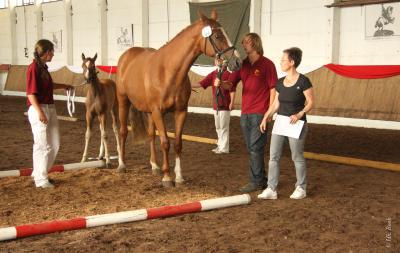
[84,61,90,79]
[174,157,184,183]
[220,27,240,58]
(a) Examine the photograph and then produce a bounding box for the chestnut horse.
[80,53,120,167]
[116,10,241,187]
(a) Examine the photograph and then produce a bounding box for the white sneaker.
[257,187,277,200]
[290,186,306,199]
[214,150,229,154]
[37,181,55,189]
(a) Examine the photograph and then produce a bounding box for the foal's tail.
[129,106,149,145]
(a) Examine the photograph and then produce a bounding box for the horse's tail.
[129,106,149,145]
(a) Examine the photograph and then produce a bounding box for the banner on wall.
[365,3,400,38]
[116,25,134,51]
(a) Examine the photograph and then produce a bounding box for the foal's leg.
[174,110,187,184]
[81,112,94,163]
[111,107,121,162]
[151,109,173,187]
[98,123,105,160]
[98,114,111,168]
[147,114,161,175]
[117,95,130,172]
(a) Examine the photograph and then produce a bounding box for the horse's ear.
[198,10,207,22]
[210,9,218,21]
[93,53,97,62]
[81,53,85,61]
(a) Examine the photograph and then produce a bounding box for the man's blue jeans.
[240,114,268,187]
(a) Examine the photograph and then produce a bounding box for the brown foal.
[80,53,120,167]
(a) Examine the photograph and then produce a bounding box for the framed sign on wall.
[365,3,400,38]
[116,25,134,51]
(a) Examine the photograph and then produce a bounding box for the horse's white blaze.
[220,28,232,47]
[220,27,240,58]
[174,157,184,183]
[84,61,90,79]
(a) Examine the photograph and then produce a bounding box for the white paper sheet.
[272,114,305,139]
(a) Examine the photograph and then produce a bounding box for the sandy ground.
[0,95,399,252]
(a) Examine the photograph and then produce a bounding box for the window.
[0,0,8,8]
[16,0,34,6]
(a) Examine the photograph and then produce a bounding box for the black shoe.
[239,182,264,193]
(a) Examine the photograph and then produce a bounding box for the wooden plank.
[326,0,400,8]
[304,152,400,172]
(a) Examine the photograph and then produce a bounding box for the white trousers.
[28,104,60,187]
[213,110,230,153]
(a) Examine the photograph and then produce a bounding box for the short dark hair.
[283,47,302,68]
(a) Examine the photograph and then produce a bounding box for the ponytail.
[33,39,54,82]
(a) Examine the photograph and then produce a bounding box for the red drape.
[324,64,400,79]
[96,65,117,74]
[96,64,400,79]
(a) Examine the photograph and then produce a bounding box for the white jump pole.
[0,194,251,241]
[0,160,105,178]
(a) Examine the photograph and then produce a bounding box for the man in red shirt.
[192,59,235,154]
[218,33,277,193]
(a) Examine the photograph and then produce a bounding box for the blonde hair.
[242,33,264,55]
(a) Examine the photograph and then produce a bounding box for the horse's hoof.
[116,165,126,173]
[152,168,162,175]
[98,156,104,161]
[162,181,174,188]
[105,162,112,169]
[175,177,185,184]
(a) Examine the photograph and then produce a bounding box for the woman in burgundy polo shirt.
[26,39,72,189]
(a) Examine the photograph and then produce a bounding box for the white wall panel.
[261,0,331,73]
[15,5,38,65]
[0,10,12,63]
[149,0,190,49]
[71,0,100,65]
[42,1,66,67]
[107,0,142,65]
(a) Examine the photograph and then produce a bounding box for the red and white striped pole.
[0,194,250,241]
[0,160,105,178]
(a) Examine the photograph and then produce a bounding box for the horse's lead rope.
[215,64,226,115]
[66,88,76,117]
[66,81,87,117]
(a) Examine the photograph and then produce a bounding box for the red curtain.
[96,64,400,79]
[96,65,117,74]
[324,64,400,79]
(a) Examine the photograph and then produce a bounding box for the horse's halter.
[203,26,236,63]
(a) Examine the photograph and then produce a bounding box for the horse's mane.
[158,19,203,51]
